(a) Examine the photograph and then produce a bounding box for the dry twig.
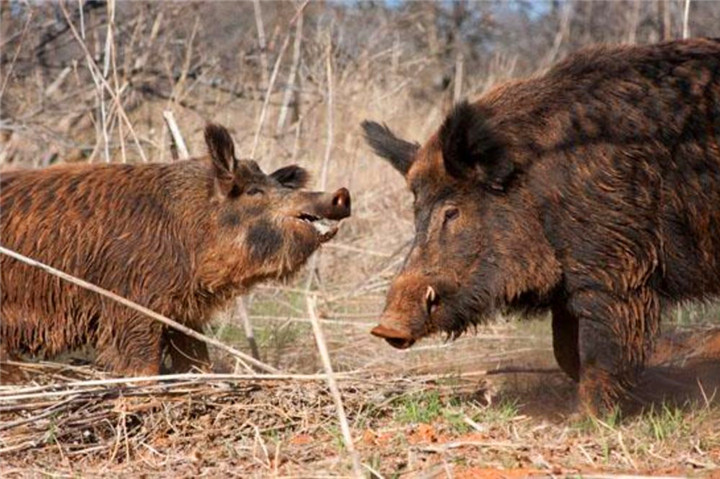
[306,295,363,478]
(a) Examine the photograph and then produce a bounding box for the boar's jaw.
[294,213,340,243]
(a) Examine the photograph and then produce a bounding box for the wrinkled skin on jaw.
[362,113,561,349]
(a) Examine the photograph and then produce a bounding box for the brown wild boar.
[0,123,351,375]
[362,38,720,414]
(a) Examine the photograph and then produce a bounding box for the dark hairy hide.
[366,38,720,413]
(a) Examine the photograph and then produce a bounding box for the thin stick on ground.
[306,295,363,478]
[0,246,279,374]
[236,297,260,361]
[0,371,363,403]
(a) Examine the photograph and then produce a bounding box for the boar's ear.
[361,121,419,176]
[205,123,242,197]
[440,101,514,191]
[270,165,310,189]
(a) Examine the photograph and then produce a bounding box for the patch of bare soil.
[2,327,719,477]
[629,327,720,410]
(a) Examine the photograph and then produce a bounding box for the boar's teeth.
[298,213,320,223]
[312,218,338,236]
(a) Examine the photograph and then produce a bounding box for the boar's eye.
[443,207,459,224]
[245,186,264,196]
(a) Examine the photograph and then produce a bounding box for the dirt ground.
[2,323,720,478]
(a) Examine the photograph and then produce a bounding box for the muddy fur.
[363,38,720,414]
[0,123,350,376]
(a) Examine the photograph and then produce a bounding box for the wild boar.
[362,38,720,414]
[0,123,351,375]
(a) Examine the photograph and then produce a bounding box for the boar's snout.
[371,273,460,349]
[325,187,351,220]
[291,187,351,244]
[371,282,439,349]
[371,323,416,349]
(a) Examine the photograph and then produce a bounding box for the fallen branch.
[0,371,361,397]
[307,295,364,478]
[417,441,556,452]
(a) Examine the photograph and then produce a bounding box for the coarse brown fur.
[0,124,351,376]
[362,38,720,414]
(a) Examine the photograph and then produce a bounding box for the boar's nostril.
[385,337,415,349]
[330,187,351,219]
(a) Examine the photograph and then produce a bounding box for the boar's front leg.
[550,300,580,382]
[165,328,211,373]
[568,287,660,416]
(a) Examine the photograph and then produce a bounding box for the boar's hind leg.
[165,329,211,373]
[569,287,660,416]
[550,301,580,382]
[96,313,164,376]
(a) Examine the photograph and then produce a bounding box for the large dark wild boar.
[362,38,720,414]
[0,123,351,375]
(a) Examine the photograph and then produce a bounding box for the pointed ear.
[439,101,514,191]
[204,123,240,196]
[270,165,310,189]
[361,121,419,176]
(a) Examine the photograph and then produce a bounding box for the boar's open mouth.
[295,213,340,242]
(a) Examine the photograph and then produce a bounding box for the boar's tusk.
[425,285,438,315]
[425,285,436,303]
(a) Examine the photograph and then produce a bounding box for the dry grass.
[2,1,720,477]
[2,324,720,477]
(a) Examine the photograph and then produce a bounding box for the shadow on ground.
[487,327,720,420]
